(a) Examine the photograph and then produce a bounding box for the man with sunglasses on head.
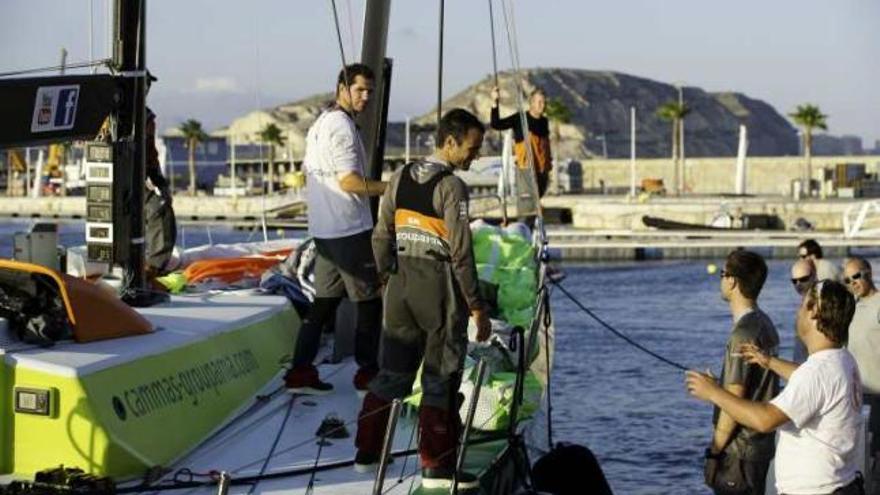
[843,257,880,488]
[798,239,841,282]
[790,259,816,363]
[687,280,864,495]
[703,250,780,495]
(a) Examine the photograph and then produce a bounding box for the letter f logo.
[55,88,79,127]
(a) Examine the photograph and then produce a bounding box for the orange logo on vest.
[394,208,448,239]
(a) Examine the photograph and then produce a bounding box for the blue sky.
[3,0,878,145]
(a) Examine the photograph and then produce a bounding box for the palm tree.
[258,123,287,194]
[544,98,572,195]
[656,101,690,195]
[179,119,208,196]
[789,104,828,195]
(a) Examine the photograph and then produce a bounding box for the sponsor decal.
[110,349,259,421]
[396,231,447,249]
[31,85,80,132]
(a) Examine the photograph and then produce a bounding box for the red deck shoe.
[353,367,378,396]
[284,365,333,395]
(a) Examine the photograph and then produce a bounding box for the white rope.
[345,0,359,62]
[250,7,269,243]
[499,0,542,217]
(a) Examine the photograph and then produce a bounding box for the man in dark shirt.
[707,249,779,494]
[353,109,491,489]
[144,105,177,275]
[95,72,176,276]
[490,86,552,197]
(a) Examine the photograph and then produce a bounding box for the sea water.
[0,221,857,493]
[552,261,810,494]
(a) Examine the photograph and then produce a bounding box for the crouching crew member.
[353,109,492,490]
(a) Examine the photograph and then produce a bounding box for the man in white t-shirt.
[687,280,864,495]
[844,256,880,486]
[285,63,388,395]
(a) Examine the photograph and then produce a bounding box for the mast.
[356,0,391,217]
[113,0,151,304]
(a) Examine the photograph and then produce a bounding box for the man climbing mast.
[490,85,553,197]
[354,109,491,489]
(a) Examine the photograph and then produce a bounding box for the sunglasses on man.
[791,275,813,285]
[843,272,868,285]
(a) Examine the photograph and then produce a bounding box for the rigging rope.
[487,0,499,88]
[246,395,295,495]
[329,0,350,76]
[551,281,690,372]
[250,6,269,242]
[344,0,359,62]
[498,0,543,218]
[0,58,111,78]
[437,0,445,125]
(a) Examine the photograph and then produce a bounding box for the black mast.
[356,0,392,219]
[114,0,159,306]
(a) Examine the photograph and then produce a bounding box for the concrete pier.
[0,193,304,222]
[541,194,861,231]
[545,229,880,261]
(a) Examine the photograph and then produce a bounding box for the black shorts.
[313,230,381,301]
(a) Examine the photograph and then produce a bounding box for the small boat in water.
[642,213,785,231]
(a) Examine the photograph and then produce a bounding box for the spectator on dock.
[489,85,553,197]
[790,259,816,363]
[687,280,863,495]
[285,63,387,395]
[798,239,841,282]
[703,250,779,495]
[843,256,880,479]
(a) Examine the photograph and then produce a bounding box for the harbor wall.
[571,155,880,195]
[540,195,863,232]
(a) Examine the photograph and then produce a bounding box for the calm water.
[551,260,812,494]
[0,221,858,493]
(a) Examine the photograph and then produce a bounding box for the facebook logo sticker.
[31,85,80,133]
[55,88,79,127]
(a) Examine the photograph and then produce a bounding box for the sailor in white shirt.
[687,280,864,495]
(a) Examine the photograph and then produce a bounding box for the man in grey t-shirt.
[708,250,779,495]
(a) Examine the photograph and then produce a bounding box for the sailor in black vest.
[353,109,491,489]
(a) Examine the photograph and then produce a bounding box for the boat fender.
[531,442,613,495]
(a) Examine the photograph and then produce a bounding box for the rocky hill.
[414,68,799,158]
[220,68,800,160]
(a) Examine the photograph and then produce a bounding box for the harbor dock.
[4,193,879,261]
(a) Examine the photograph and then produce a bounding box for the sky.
[3,0,879,145]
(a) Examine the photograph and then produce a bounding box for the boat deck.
[119,355,511,494]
